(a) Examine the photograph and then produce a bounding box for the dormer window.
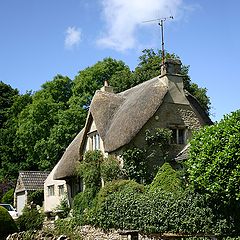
[87,131,100,150]
[170,128,186,145]
[92,132,100,150]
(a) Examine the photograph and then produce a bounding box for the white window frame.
[170,128,186,145]
[88,131,100,150]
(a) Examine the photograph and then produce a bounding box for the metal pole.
[160,19,165,64]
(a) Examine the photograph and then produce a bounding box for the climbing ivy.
[122,128,172,184]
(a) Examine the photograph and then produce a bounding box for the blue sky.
[0,0,239,122]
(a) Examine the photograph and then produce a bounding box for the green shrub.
[95,179,144,204]
[1,188,14,205]
[27,190,44,206]
[73,188,97,225]
[88,180,144,226]
[78,150,102,189]
[0,206,18,239]
[55,218,82,240]
[92,186,230,235]
[16,205,44,231]
[55,195,71,218]
[149,162,183,193]
[100,155,121,183]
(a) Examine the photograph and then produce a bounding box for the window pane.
[48,185,54,196]
[58,185,64,196]
[178,129,185,144]
[171,129,177,144]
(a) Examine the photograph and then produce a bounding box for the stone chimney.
[100,80,114,93]
[160,58,187,104]
[161,58,182,76]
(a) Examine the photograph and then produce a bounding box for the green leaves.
[122,128,172,184]
[91,186,222,234]
[186,110,240,201]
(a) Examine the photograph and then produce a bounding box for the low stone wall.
[6,231,69,240]
[6,225,157,240]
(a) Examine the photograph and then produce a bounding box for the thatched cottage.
[44,59,212,209]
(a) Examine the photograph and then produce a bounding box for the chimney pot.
[161,58,182,76]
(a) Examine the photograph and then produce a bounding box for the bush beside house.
[0,206,18,239]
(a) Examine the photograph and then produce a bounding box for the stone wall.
[6,225,163,240]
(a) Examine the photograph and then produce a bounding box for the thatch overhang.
[89,76,168,152]
[53,129,84,180]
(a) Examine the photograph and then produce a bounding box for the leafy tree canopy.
[0,81,19,128]
[186,110,240,202]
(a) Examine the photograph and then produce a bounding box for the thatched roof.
[53,129,84,180]
[89,76,168,152]
[54,66,211,179]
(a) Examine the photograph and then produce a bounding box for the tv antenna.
[143,16,173,64]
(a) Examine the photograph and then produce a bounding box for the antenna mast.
[143,16,173,64]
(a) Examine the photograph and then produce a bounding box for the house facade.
[44,161,68,213]
[49,59,212,206]
[14,171,49,215]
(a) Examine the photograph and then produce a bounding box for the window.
[88,131,100,150]
[58,184,64,196]
[47,185,54,196]
[170,128,186,144]
[93,133,100,150]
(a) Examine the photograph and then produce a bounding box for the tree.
[185,110,240,232]
[0,91,32,180]
[0,81,19,128]
[132,49,211,114]
[186,110,240,201]
[70,57,130,108]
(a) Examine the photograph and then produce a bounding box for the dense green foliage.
[1,188,14,205]
[77,165,229,235]
[149,162,183,193]
[186,110,240,201]
[55,195,71,219]
[185,110,240,234]
[77,150,102,190]
[100,155,121,183]
[73,151,103,224]
[93,189,223,234]
[0,81,19,128]
[122,128,172,183]
[27,190,44,206]
[0,206,18,239]
[16,205,44,231]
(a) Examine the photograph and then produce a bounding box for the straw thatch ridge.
[53,129,84,180]
[90,76,168,152]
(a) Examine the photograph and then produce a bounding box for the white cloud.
[65,26,81,49]
[97,0,184,52]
